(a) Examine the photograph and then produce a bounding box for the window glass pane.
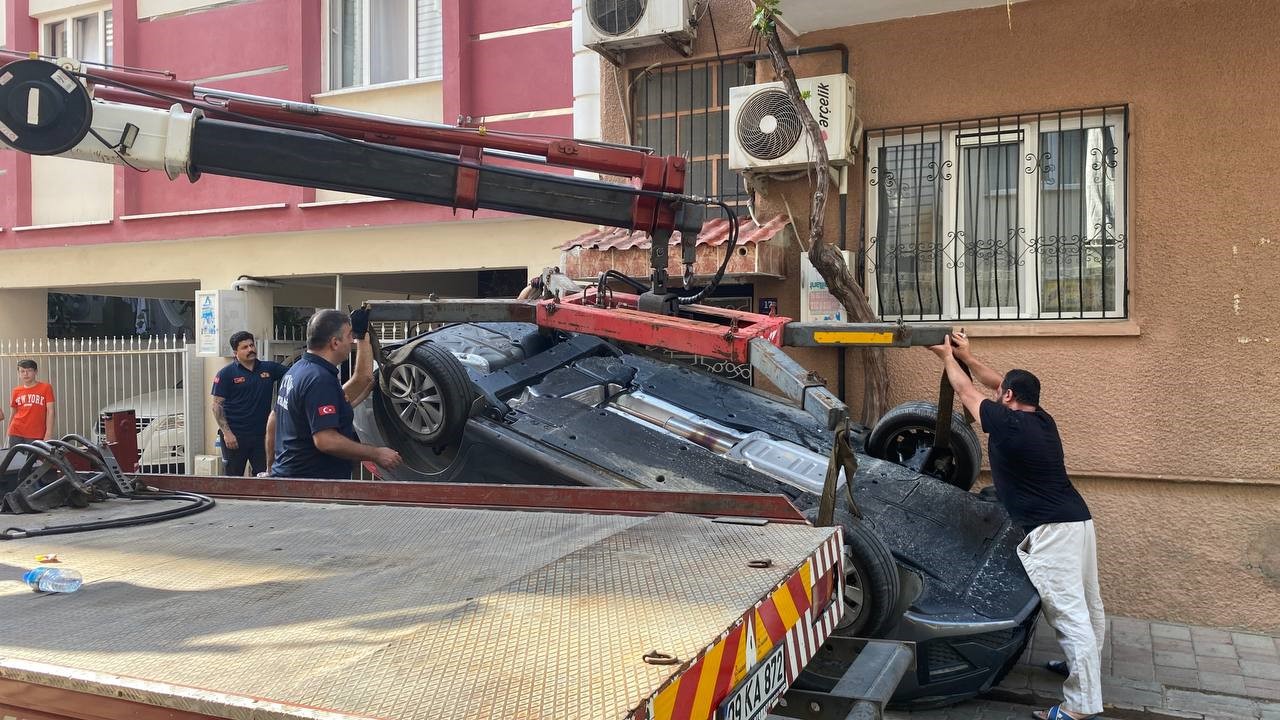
[875,142,943,317]
[370,0,411,84]
[330,0,362,89]
[632,61,750,205]
[74,13,101,63]
[45,21,67,57]
[960,142,1019,313]
[416,0,442,78]
[1038,127,1118,314]
[104,10,113,64]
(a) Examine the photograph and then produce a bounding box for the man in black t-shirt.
[930,332,1103,720]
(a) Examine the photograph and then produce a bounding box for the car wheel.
[792,518,901,693]
[865,400,982,491]
[382,342,473,447]
[835,519,901,638]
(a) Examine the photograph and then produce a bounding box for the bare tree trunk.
[762,27,888,424]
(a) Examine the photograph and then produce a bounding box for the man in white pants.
[930,332,1104,720]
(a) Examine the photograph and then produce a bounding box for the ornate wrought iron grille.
[864,106,1129,321]
[632,57,755,225]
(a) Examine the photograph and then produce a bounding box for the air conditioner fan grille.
[587,0,648,36]
[736,88,803,161]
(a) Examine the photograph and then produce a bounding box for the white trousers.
[1018,519,1105,717]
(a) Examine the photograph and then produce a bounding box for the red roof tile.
[560,214,790,251]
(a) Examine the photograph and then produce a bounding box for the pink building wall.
[0,0,573,248]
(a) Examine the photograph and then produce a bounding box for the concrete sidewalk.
[888,614,1280,719]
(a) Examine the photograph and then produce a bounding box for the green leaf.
[800,89,811,100]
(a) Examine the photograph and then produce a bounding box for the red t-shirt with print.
[10,382,55,440]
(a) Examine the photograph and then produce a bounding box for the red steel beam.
[137,475,810,524]
[535,290,792,364]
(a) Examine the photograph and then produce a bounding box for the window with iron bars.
[864,106,1128,321]
[632,58,755,224]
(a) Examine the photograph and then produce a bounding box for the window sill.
[119,203,288,221]
[314,76,443,99]
[960,319,1140,337]
[298,197,394,209]
[13,219,113,231]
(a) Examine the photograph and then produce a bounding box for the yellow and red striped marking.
[642,531,844,720]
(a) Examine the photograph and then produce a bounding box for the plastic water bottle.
[215,434,224,453]
[23,567,83,593]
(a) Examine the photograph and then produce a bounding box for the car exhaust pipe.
[611,392,743,455]
[611,390,846,498]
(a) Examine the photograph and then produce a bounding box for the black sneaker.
[1045,660,1070,677]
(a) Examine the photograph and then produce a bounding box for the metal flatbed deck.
[0,494,839,720]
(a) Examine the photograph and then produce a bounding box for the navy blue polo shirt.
[270,352,355,479]
[211,359,288,440]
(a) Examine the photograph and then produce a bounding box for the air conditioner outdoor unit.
[581,0,696,63]
[729,74,857,173]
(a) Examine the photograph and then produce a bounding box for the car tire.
[792,517,901,694]
[381,341,473,448]
[865,401,982,491]
[836,518,901,638]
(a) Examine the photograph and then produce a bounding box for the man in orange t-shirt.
[5,359,55,446]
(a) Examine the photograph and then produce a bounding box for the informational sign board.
[195,290,248,357]
[799,251,852,322]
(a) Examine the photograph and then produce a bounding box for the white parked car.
[98,388,185,472]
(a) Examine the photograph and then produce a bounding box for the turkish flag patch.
[318,404,337,416]
[233,376,246,384]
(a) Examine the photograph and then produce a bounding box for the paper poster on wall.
[196,290,248,357]
[799,251,851,322]
[197,291,219,356]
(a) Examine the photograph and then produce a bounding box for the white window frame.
[38,5,111,65]
[865,112,1127,322]
[324,0,438,92]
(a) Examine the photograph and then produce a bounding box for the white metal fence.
[0,337,202,473]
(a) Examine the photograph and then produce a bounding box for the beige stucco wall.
[0,216,585,453]
[599,0,1280,630]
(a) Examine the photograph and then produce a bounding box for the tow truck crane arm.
[0,53,700,309]
[0,54,953,435]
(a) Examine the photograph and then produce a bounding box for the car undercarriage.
[354,321,1040,708]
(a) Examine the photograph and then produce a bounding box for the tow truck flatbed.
[0,481,843,720]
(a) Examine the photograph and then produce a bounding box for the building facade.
[583,0,1279,631]
[1,0,1276,633]
[0,0,584,445]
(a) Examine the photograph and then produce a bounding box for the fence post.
[183,343,204,474]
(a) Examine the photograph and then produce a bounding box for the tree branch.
[760,23,888,423]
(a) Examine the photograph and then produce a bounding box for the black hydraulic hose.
[1,490,215,540]
[597,269,648,294]
[677,199,739,305]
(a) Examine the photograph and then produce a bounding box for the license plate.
[716,644,788,720]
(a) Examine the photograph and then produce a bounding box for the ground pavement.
[885,614,1280,720]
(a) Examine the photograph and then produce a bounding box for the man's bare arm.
[930,340,987,419]
[44,402,55,440]
[264,409,277,474]
[943,355,987,419]
[342,336,375,407]
[312,429,402,468]
[951,331,1004,390]
[210,395,239,448]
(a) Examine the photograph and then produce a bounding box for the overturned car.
[353,321,1039,708]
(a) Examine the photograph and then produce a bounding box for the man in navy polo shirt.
[270,308,402,479]
[211,331,289,476]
